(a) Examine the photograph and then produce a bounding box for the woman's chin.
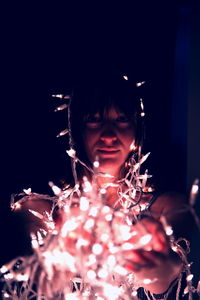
[98,159,121,177]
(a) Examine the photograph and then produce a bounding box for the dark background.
[1,1,200,287]
[1,2,195,202]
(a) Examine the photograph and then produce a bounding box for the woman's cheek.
[83,131,97,161]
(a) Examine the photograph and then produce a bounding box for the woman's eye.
[85,115,102,127]
[115,116,131,128]
[87,117,101,123]
[116,116,129,123]
[86,116,102,123]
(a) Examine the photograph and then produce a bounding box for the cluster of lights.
[2,164,199,299]
[1,86,200,299]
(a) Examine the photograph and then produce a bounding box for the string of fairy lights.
[0,78,199,299]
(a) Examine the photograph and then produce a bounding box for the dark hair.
[70,79,144,173]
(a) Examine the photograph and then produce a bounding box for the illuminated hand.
[121,217,170,272]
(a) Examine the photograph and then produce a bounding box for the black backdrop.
[1,2,183,205]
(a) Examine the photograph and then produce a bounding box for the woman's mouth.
[97,148,120,155]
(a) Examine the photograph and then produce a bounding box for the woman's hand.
[122,217,182,294]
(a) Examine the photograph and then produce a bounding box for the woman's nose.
[100,125,117,144]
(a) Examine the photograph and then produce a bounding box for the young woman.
[69,82,186,296]
[2,79,190,299]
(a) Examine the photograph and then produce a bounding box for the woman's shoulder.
[150,191,187,214]
[149,190,192,238]
[13,192,55,213]
[12,192,57,235]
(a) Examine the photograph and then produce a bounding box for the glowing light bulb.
[103,284,122,300]
[109,244,118,254]
[114,265,128,276]
[120,225,131,241]
[61,219,78,237]
[80,197,89,211]
[100,188,106,194]
[89,206,98,217]
[76,238,89,248]
[101,233,109,242]
[16,274,29,281]
[105,214,113,221]
[52,94,70,99]
[132,291,138,296]
[98,268,108,279]
[54,103,68,112]
[87,270,96,279]
[31,236,39,249]
[4,273,13,280]
[52,94,65,98]
[23,188,32,194]
[102,206,110,214]
[191,181,199,194]
[123,75,128,80]
[140,204,147,211]
[49,181,62,195]
[56,129,69,138]
[139,234,152,246]
[66,148,76,158]
[0,266,8,274]
[28,209,44,220]
[136,81,145,87]
[92,243,103,255]
[130,141,137,151]
[13,202,21,210]
[166,226,173,236]
[3,292,10,298]
[186,274,194,281]
[143,278,152,284]
[83,179,92,192]
[190,178,199,205]
[107,255,116,267]
[65,293,79,300]
[93,160,99,168]
[87,254,96,266]
[122,242,134,250]
[84,218,95,230]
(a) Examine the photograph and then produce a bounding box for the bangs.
[71,83,139,122]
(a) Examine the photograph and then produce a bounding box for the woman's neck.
[96,175,120,207]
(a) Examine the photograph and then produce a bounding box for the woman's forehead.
[93,106,126,117]
[85,100,132,115]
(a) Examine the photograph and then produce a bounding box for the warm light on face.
[83,107,136,177]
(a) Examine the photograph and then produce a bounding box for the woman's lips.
[97,148,120,155]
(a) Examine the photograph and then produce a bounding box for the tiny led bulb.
[136,81,145,87]
[80,197,89,211]
[93,161,99,168]
[143,278,152,284]
[139,234,152,245]
[186,274,193,281]
[92,243,103,255]
[66,148,76,158]
[123,75,128,80]
[87,270,96,279]
[56,129,69,138]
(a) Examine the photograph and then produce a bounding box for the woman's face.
[83,107,136,177]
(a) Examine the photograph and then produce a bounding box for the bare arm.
[126,192,189,294]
